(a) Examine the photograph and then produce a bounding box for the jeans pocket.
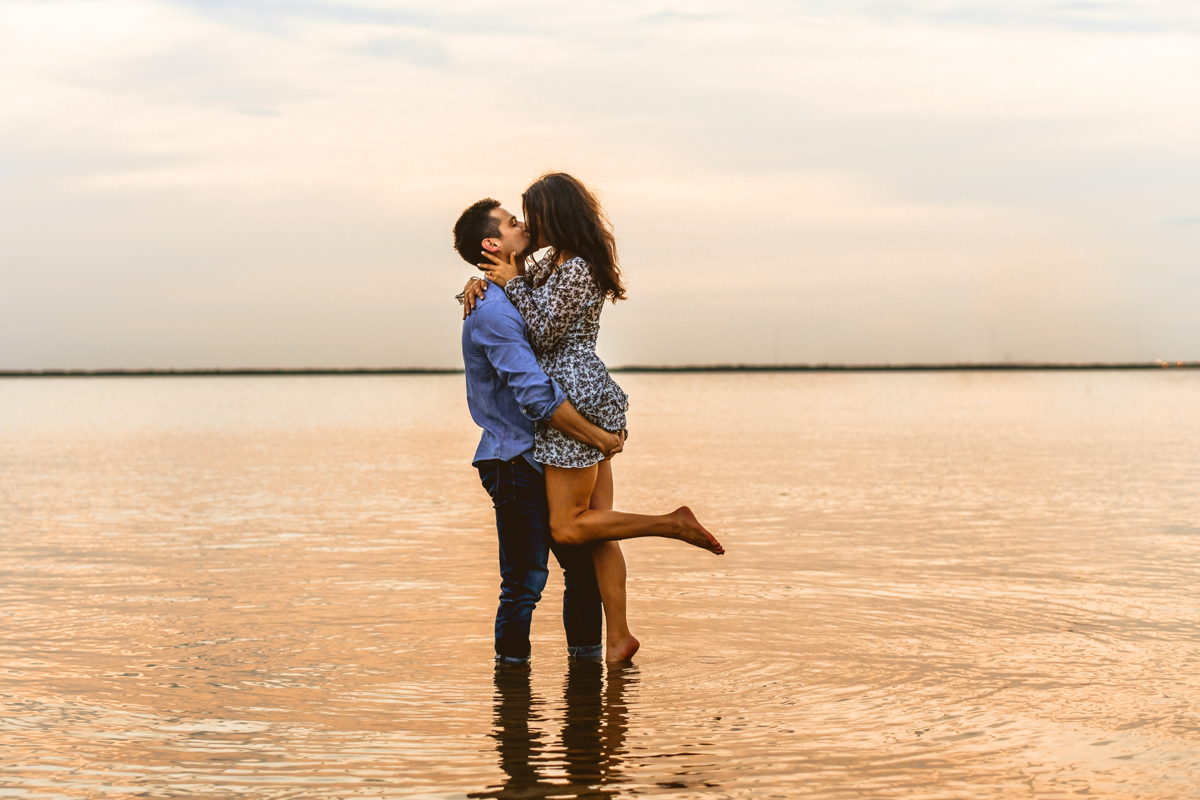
[482,461,515,509]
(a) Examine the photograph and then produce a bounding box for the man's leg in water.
[478,458,551,664]
[549,535,603,660]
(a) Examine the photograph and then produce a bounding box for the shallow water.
[1,372,1198,798]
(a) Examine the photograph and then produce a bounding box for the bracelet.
[456,276,483,304]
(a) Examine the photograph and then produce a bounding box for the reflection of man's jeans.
[468,660,634,799]
[477,457,603,663]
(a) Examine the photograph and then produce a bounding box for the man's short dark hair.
[452,198,501,267]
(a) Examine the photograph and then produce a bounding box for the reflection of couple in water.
[453,172,724,665]
[469,662,634,799]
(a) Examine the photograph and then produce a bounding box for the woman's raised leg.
[589,460,639,662]
[544,465,723,554]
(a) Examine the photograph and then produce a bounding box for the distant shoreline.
[2,362,1197,378]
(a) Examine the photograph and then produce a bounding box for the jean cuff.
[567,644,603,660]
[495,654,531,666]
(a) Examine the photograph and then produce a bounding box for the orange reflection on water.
[1,372,1198,798]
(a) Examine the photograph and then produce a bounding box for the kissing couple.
[453,172,724,665]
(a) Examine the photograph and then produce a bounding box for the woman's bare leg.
[589,460,639,661]
[544,465,723,554]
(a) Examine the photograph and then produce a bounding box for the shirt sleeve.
[471,305,566,422]
[503,258,597,357]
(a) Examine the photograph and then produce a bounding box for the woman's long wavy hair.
[520,173,626,302]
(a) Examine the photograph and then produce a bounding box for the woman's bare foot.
[671,506,725,554]
[607,633,640,662]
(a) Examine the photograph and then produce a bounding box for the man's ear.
[481,238,501,254]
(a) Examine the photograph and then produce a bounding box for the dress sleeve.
[504,259,597,357]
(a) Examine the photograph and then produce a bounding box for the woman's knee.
[550,519,583,546]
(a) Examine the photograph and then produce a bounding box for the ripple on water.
[2,373,1199,798]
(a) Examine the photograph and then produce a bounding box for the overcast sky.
[2,0,1198,369]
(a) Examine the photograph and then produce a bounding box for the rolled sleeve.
[472,306,566,423]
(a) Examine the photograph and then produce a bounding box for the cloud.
[357,34,450,67]
[164,0,428,31]
[753,0,1200,35]
[637,11,731,24]
[162,0,566,39]
[156,0,1200,42]
[77,43,307,111]
[1,0,1199,368]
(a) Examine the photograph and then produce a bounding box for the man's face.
[482,207,529,261]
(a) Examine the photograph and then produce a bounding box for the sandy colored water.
[1,372,1198,798]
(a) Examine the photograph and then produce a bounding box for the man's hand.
[460,276,487,318]
[481,251,521,288]
[600,430,625,461]
[547,399,623,459]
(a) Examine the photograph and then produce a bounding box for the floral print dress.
[504,254,629,469]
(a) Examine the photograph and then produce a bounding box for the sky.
[2,0,1198,369]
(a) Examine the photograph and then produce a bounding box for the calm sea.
[2,372,1198,798]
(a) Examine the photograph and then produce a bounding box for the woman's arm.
[457,276,488,318]
[490,257,595,356]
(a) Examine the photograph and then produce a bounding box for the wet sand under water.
[1,371,1198,798]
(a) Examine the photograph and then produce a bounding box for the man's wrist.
[582,427,607,451]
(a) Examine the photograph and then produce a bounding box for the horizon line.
[2,361,1198,378]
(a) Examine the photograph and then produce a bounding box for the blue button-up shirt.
[462,280,566,470]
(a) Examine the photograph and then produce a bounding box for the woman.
[473,173,723,662]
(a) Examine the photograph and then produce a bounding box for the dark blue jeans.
[477,457,603,662]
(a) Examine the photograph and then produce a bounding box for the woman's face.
[526,211,550,250]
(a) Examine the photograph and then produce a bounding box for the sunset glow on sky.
[3,0,1198,368]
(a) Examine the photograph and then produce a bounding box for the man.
[452,198,622,665]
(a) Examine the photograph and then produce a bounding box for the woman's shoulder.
[555,256,601,293]
[558,255,597,280]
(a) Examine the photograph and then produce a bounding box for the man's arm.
[474,306,622,458]
[548,400,624,459]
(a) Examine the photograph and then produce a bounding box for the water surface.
[2,372,1198,798]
